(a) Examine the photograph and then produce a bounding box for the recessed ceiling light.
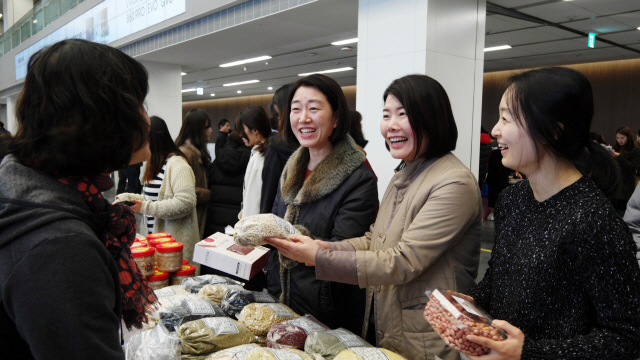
[33,19,38,24]
[484,45,512,52]
[181,72,187,76]
[331,38,358,46]
[223,80,260,86]
[237,90,242,94]
[298,67,354,77]
[211,94,215,97]
[181,89,197,93]
[220,56,272,68]
[268,87,273,90]
[637,27,640,30]
[0,14,3,19]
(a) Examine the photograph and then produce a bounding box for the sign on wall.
[15,0,186,80]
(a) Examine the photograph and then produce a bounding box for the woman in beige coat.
[265,74,482,360]
[176,109,213,238]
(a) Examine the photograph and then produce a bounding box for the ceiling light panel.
[298,67,354,76]
[484,45,512,52]
[220,56,272,67]
[331,38,358,46]
[223,80,260,86]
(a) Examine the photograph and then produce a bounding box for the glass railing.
[0,0,85,58]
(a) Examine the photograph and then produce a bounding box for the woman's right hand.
[315,240,331,250]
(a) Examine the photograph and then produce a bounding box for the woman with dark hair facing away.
[237,105,272,218]
[609,126,640,213]
[263,74,379,336]
[0,39,156,359]
[265,74,480,360]
[115,116,199,262]
[456,67,640,360]
[176,109,213,238]
[349,110,369,148]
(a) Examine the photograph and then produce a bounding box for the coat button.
[397,193,403,203]
[376,330,384,343]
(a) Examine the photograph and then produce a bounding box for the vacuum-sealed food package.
[153,285,190,299]
[147,293,198,325]
[233,214,298,247]
[304,329,371,360]
[183,275,244,294]
[334,348,407,360]
[266,323,307,350]
[179,317,255,355]
[159,298,227,332]
[244,347,315,360]
[123,324,181,360]
[283,314,330,335]
[221,290,278,319]
[423,288,507,356]
[237,303,298,336]
[199,283,245,305]
[202,344,262,360]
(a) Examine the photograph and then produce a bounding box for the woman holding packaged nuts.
[464,67,640,359]
[265,74,482,360]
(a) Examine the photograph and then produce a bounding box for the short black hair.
[283,74,350,146]
[7,39,149,177]
[383,74,457,159]
[218,118,230,129]
[236,106,272,154]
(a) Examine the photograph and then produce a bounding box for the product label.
[452,295,482,317]
[432,289,462,319]
[286,317,327,334]
[154,287,176,298]
[218,344,256,358]
[329,329,366,348]
[271,349,305,360]
[272,214,296,234]
[351,348,391,359]
[265,303,295,318]
[185,299,218,315]
[252,291,276,303]
[201,317,240,336]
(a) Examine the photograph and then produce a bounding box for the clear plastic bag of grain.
[233,214,298,247]
[178,317,255,355]
[423,288,507,356]
[182,274,244,294]
[202,344,262,360]
[147,293,200,327]
[237,303,298,336]
[267,315,329,350]
[221,290,278,319]
[199,283,245,305]
[304,329,371,360]
[244,348,315,360]
[158,298,227,332]
[334,348,407,360]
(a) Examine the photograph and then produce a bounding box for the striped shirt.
[143,160,167,231]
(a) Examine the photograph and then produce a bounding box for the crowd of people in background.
[1,39,640,360]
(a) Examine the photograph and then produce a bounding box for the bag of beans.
[267,315,329,350]
[233,214,298,247]
[423,288,507,356]
[147,293,200,326]
[221,290,278,319]
[179,317,255,355]
[237,303,298,336]
[183,275,244,294]
[202,344,262,360]
[159,298,227,332]
[283,314,330,334]
[199,283,245,305]
[334,348,407,360]
[304,329,371,360]
[244,348,315,360]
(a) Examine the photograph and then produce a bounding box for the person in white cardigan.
[116,116,200,267]
[237,106,272,218]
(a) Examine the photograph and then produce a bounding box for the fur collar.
[181,139,202,165]
[280,135,365,206]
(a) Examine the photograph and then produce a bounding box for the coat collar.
[182,139,202,164]
[280,135,365,206]
[392,154,443,189]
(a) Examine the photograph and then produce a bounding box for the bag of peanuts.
[423,288,507,356]
[334,348,407,360]
[159,298,227,332]
[178,317,255,355]
[233,214,298,247]
[221,290,278,319]
[237,303,299,336]
[304,328,371,360]
[183,275,244,294]
[199,283,245,305]
[202,344,262,359]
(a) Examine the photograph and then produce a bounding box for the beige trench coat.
[346,153,482,360]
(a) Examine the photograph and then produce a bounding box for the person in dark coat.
[610,126,640,214]
[265,74,378,335]
[478,127,492,188]
[214,118,230,157]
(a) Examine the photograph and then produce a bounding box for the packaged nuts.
[156,242,184,273]
[221,290,278,319]
[334,348,407,360]
[170,264,196,285]
[159,298,226,332]
[199,283,245,305]
[182,275,244,294]
[423,288,507,356]
[244,347,315,360]
[237,303,298,336]
[131,246,155,276]
[203,344,262,359]
[304,328,370,360]
[233,214,298,248]
[179,317,255,355]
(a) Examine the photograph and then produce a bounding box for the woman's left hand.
[466,319,524,360]
[128,199,143,212]
[263,234,320,266]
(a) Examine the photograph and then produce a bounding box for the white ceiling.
[145,0,640,102]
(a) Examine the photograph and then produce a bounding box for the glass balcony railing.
[0,0,85,58]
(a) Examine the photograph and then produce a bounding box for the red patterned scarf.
[58,174,158,330]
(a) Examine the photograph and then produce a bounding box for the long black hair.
[505,67,619,199]
[176,109,212,165]
[143,116,186,183]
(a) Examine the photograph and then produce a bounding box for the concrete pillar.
[6,96,17,134]
[356,0,486,198]
[3,0,34,33]
[140,61,183,140]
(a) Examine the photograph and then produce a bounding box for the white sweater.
[242,146,265,218]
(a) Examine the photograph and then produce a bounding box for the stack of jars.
[132,233,196,290]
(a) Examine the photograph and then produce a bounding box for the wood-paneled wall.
[183,86,357,142]
[481,58,640,144]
